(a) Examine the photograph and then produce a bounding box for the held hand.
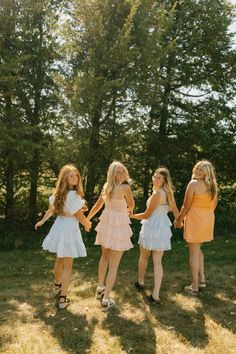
[174,219,183,229]
[35,220,43,230]
[85,220,92,232]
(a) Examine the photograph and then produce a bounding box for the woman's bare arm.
[130,192,160,220]
[175,181,195,226]
[75,209,91,230]
[123,185,135,212]
[87,194,105,220]
[35,205,54,229]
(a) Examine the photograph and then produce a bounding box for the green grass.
[0,236,236,354]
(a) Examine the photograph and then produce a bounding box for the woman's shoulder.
[120,183,131,191]
[187,179,199,188]
[149,190,161,201]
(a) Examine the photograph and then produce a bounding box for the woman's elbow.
[142,212,151,219]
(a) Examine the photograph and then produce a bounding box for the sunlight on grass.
[0,237,236,353]
[171,294,202,313]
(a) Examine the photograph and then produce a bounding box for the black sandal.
[134,281,145,291]
[59,295,70,309]
[146,295,161,305]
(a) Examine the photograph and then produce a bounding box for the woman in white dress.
[130,167,179,304]
[35,164,91,309]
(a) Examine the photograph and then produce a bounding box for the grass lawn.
[0,235,235,354]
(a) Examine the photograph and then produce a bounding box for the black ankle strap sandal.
[59,295,70,309]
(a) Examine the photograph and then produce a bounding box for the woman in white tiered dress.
[35,164,91,309]
[130,167,179,304]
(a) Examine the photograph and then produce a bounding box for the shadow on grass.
[43,309,98,353]
[0,237,236,352]
[103,308,156,354]
[0,250,97,354]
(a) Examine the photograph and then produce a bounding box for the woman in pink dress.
[88,161,134,311]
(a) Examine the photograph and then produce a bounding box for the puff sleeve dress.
[42,190,87,258]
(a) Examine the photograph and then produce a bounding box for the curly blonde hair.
[192,160,218,199]
[53,164,84,215]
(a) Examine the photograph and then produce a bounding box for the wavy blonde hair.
[192,160,217,199]
[103,161,131,201]
[53,164,84,215]
[155,167,175,210]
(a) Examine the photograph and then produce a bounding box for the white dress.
[138,188,172,251]
[42,190,87,258]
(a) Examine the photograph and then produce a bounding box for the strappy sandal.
[134,281,145,291]
[184,285,199,296]
[198,282,206,289]
[53,283,61,295]
[58,295,70,309]
[146,295,161,305]
[96,286,105,299]
[101,298,115,312]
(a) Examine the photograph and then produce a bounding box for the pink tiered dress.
[95,186,133,251]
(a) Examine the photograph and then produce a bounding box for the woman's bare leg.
[138,246,151,286]
[98,246,110,288]
[60,257,73,296]
[152,251,164,300]
[103,250,123,298]
[54,257,64,284]
[187,243,201,291]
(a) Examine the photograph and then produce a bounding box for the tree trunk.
[4,95,15,223]
[29,147,40,225]
[86,109,101,206]
[158,82,171,164]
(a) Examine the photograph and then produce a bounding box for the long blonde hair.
[103,161,131,201]
[155,167,175,210]
[53,164,84,215]
[192,160,217,199]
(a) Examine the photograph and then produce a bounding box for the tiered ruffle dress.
[138,188,172,251]
[95,189,133,251]
[42,190,87,258]
[184,194,216,243]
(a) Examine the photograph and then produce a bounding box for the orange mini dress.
[184,194,216,243]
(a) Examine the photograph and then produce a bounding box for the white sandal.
[101,298,115,312]
[96,286,105,299]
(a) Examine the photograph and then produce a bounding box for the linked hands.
[174,219,183,228]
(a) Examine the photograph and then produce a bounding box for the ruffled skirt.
[95,208,133,251]
[138,212,172,251]
[42,216,87,258]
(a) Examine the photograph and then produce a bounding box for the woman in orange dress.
[175,160,218,295]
